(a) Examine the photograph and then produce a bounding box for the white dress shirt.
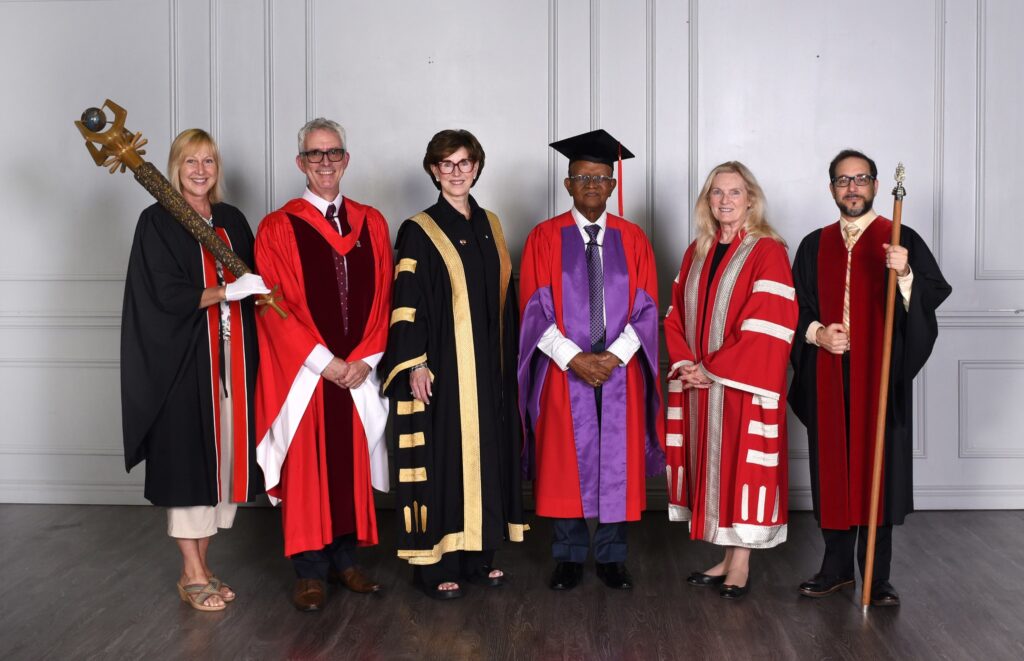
[536,207,642,370]
[805,210,915,346]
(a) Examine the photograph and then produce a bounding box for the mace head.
[892,161,907,200]
[80,107,107,132]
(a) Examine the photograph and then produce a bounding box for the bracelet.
[409,362,429,372]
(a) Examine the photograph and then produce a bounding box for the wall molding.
[932,0,945,265]
[0,312,119,329]
[0,358,118,369]
[547,0,558,219]
[974,0,1024,279]
[589,0,600,129]
[644,0,656,240]
[168,0,179,141]
[937,310,1024,328]
[305,0,316,120]
[0,445,122,456]
[958,359,1024,458]
[0,273,123,282]
[686,0,698,248]
[264,0,275,212]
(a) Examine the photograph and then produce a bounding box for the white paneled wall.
[0,0,1020,507]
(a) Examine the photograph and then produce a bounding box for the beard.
[835,190,875,218]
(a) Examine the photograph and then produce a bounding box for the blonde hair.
[167,128,224,204]
[693,161,785,257]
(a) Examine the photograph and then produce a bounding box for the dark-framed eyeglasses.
[301,148,346,163]
[568,174,615,186]
[437,159,475,174]
[830,174,875,188]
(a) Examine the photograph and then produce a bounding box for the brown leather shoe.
[330,566,381,594]
[292,578,326,611]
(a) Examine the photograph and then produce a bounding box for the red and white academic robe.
[518,212,665,523]
[254,197,392,556]
[664,233,797,548]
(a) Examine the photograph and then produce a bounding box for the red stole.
[200,228,251,503]
[815,217,891,529]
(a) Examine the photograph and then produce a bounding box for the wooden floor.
[1,505,1022,660]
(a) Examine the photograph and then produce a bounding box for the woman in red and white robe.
[664,162,798,600]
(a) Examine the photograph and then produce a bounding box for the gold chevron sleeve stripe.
[396,400,426,415]
[399,467,427,483]
[403,507,412,533]
[420,505,427,533]
[394,258,417,278]
[411,212,483,549]
[413,500,420,531]
[381,353,428,392]
[390,307,416,326]
[398,431,425,449]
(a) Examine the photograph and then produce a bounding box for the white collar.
[570,207,607,241]
[303,188,343,217]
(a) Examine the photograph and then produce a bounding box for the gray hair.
[297,117,347,154]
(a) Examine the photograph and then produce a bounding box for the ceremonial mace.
[861,163,906,612]
[74,99,286,318]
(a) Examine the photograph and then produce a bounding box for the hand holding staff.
[861,162,906,611]
[74,99,286,319]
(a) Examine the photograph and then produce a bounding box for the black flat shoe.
[549,561,583,591]
[687,571,727,587]
[720,576,751,600]
[595,562,634,590]
[870,580,901,607]
[798,573,855,598]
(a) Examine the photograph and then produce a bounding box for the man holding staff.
[789,149,950,607]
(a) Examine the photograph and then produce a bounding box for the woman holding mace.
[121,129,269,611]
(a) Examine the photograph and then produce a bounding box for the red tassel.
[617,144,623,217]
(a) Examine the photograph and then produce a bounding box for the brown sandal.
[208,576,236,602]
[177,580,227,612]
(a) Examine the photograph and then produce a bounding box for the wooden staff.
[861,163,906,611]
[75,99,286,318]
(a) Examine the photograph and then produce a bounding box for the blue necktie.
[585,224,605,350]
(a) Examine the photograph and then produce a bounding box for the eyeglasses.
[437,159,475,174]
[831,174,875,188]
[568,174,615,186]
[301,148,346,163]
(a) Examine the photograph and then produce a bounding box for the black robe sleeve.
[788,229,822,428]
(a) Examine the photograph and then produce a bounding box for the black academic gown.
[789,223,951,526]
[380,195,527,566]
[121,202,263,506]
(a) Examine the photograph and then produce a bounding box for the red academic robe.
[518,212,664,523]
[663,233,797,548]
[254,197,392,556]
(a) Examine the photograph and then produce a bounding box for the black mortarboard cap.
[549,129,635,166]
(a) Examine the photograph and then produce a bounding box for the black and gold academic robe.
[380,195,528,565]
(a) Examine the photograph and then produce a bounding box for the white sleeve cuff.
[537,323,583,371]
[304,344,335,374]
[607,323,642,365]
[898,266,913,310]
[805,321,824,346]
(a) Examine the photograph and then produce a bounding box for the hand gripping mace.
[861,163,906,612]
[74,99,286,318]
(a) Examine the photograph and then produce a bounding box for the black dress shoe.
[720,576,751,600]
[687,571,727,587]
[595,562,634,590]
[549,562,584,591]
[870,580,901,607]
[798,573,855,597]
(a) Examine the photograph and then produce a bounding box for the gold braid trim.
[410,212,483,550]
[381,353,428,392]
[484,209,512,372]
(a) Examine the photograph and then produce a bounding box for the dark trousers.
[292,533,357,580]
[552,519,627,564]
[415,550,495,586]
[820,525,893,583]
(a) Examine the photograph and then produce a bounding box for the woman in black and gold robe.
[380,129,527,600]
